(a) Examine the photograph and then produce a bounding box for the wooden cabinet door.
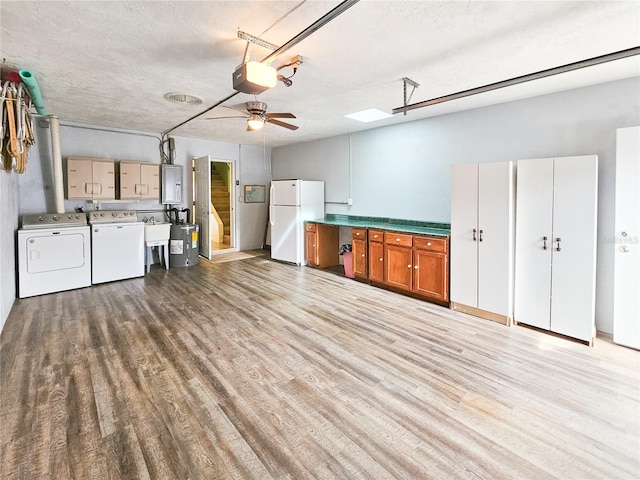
[305,231,318,266]
[352,238,368,278]
[140,163,160,200]
[119,161,140,199]
[413,249,448,301]
[385,244,412,291]
[369,241,384,282]
[67,157,93,199]
[92,161,115,200]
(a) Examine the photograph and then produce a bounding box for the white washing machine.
[89,210,145,284]
[18,213,91,298]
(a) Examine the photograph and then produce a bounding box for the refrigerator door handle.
[269,184,275,225]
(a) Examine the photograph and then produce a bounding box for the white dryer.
[89,210,144,284]
[18,213,91,298]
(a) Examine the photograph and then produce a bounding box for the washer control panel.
[88,210,140,224]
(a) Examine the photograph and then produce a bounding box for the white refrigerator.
[270,179,325,265]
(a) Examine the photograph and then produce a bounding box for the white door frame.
[211,160,238,255]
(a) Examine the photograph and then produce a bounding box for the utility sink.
[144,222,171,242]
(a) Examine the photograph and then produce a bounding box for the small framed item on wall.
[244,184,266,203]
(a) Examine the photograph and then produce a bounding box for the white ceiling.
[2,1,639,148]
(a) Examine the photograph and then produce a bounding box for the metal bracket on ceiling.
[401,77,420,116]
[238,30,281,64]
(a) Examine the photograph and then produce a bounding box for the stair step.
[223,234,231,244]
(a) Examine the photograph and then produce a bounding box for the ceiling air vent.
[164,92,204,105]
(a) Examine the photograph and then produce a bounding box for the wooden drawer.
[413,236,447,253]
[352,228,367,240]
[305,222,317,232]
[369,229,384,243]
[384,232,413,247]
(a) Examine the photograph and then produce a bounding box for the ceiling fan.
[206,101,298,131]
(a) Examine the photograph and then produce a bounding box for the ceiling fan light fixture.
[247,114,264,130]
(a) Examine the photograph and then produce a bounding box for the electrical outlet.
[347,198,353,206]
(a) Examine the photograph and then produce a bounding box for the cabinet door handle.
[555,237,561,251]
[312,244,316,247]
[362,254,365,257]
[472,228,477,241]
[543,236,548,250]
[379,257,383,262]
[414,265,418,269]
[479,229,483,242]
[427,242,431,246]
[356,232,360,236]
[396,238,400,242]
[407,264,412,268]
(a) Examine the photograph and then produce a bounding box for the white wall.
[0,169,19,332]
[272,77,640,334]
[171,136,271,250]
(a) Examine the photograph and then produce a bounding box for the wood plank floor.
[1,253,639,479]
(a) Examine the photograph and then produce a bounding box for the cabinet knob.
[374,235,378,238]
[379,258,383,262]
[427,242,431,246]
[312,244,316,247]
[414,265,418,269]
[356,232,360,236]
[362,254,365,257]
[407,264,412,268]
[396,238,400,242]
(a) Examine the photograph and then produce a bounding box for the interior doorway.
[193,157,236,258]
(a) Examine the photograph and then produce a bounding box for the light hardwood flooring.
[1,254,639,479]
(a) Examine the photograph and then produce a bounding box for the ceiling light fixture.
[247,114,265,130]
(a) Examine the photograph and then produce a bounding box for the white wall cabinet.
[613,127,640,349]
[450,161,515,325]
[514,155,598,343]
[119,161,159,200]
[66,157,115,200]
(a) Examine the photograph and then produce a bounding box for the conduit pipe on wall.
[49,115,65,213]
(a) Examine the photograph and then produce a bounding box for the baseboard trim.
[451,302,511,326]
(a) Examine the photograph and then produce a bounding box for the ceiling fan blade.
[267,118,299,130]
[265,112,296,119]
[205,115,248,120]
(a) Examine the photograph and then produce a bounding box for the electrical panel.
[161,164,182,204]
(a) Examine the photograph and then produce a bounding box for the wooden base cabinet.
[352,228,368,278]
[413,237,448,301]
[384,232,413,291]
[305,223,339,268]
[368,230,384,283]
[514,155,598,343]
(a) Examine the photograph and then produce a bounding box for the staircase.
[211,169,231,245]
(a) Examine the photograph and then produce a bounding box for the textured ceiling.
[1,1,639,148]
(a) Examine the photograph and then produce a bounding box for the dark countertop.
[309,214,450,237]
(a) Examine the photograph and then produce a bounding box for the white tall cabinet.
[514,155,598,344]
[613,126,640,350]
[450,161,515,325]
